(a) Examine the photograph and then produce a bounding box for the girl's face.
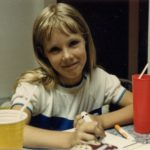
[44,29,87,85]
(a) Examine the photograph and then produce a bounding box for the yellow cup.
[0,109,27,149]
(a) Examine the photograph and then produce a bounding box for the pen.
[114,124,135,141]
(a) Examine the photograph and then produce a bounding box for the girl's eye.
[49,47,61,54]
[69,40,80,47]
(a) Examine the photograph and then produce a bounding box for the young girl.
[11,3,133,149]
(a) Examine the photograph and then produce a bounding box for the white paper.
[23,131,150,150]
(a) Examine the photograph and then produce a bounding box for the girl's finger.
[94,125,106,138]
[75,121,97,135]
[74,114,82,127]
[75,119,84,129]
[78,121,105,138]
[78,131,96,142]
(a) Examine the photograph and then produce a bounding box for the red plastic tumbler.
[132,74,150,133]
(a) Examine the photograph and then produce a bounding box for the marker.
[114,124,135,141]
[81,112,92,122]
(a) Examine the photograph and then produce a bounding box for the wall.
[0,0,56,102]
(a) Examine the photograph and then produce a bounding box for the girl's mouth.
[63,62,78,69]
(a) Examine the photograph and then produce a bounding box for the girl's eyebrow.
[67,36,83,42]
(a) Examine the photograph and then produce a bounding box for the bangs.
[41,15,83,43]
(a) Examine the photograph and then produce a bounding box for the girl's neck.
[59,75,83,87]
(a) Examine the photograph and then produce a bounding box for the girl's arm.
[12,105,73,148]
[92,90,133,129]
[12,105,101,149]
[23,125,74,148]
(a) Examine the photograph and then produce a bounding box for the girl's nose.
[62,49,73,60]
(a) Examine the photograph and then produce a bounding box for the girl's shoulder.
[15,82,45,97]
[91,67,109,79]
[89,67,120,86]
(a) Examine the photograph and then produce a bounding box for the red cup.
[132,74,150,133]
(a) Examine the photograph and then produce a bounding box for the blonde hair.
[15,3,97,90]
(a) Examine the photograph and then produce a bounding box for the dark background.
[58,0,148,79]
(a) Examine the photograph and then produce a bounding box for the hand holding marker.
[70,112,101,150]
[69,112,102,150]
[80,112,101,148]
[81,112,135,141]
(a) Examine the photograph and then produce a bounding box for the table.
[23,124,150,150]
[108,124,150,144]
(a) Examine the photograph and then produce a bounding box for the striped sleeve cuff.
[112,86,126,104]
[11,97,33,112]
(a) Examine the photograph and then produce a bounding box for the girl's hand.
[69,121,101,147]
[71,114,105,146]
